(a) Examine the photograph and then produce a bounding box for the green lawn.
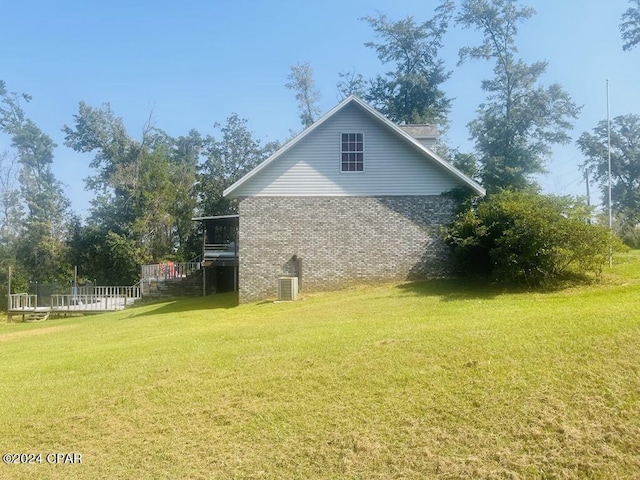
[1,252,639,479]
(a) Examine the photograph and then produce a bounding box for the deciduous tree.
[0,80,70,283]
[337,70,367,100]
[577,114,640,241]
[198,114,277,216]
[456,0,580,193]
[0,151,22,253]
[63,102,200,264]
[285,62,321,128]
[621,0,640,51]
[0,151,24,300]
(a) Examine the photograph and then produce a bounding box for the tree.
[0,80,71,283]
[0,151,24,303]
[456,0,580,193]
[337,70,367,100]
[14,121,71,281]
[198,114,276,216]
[160,129,203,260]
[285,62,321,128]
[621,0,640,51]
[362,1,455,127]
[129,127,201,261]
[63,102,200,263]
[63,102,145,229]
[577,114,640,240]
[0,151,23,253]
[450,151,480,180]
[67,218,146,285]
[446,191,612,286]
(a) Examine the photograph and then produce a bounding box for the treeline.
[0,91,277,291]
[1,0,639,296]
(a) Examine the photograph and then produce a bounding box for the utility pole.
[584,168,591,224]
[607,80,613,268]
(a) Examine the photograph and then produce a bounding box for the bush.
[445,191,612,286]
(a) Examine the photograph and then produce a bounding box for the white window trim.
[339,132,365,173]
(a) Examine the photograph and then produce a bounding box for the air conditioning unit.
[278,276,298,301]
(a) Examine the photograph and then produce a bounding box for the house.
[223,95,485,302]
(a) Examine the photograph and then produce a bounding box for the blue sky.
[1,0,638,216]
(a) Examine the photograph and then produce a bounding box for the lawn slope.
[1,253,639,479]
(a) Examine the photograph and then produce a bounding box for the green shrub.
[446,191,612,286]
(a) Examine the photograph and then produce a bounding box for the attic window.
[341,133,364,172]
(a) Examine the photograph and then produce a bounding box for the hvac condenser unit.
[278,276,298,301]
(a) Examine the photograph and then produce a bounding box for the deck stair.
[139,258,237,299]
[147,270,202,298]
[142,265,204,299]
[26,311,50,322]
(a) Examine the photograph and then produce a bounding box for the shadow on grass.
[127,292,239,318]
[396,277,525,301]
[398,272,603,301]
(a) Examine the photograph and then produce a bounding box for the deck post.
[7,266,12,323]
[233,266,237,292]
[202,227,206,296]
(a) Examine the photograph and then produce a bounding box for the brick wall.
[238,196,456,302]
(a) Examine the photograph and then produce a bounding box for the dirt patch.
[0,325,77,342]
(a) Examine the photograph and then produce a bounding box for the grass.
[0,252,639,479]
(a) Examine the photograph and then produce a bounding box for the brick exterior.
[238,195,455,302]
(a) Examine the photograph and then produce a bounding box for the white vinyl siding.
[229,102,462,197]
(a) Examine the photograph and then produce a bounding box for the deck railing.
[50,294,133,311]
[9,293,37,311]
[9,287,141,313]
[140,262,201,283]
[76,285,141,299]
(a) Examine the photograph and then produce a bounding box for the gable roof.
[223,95,486,198]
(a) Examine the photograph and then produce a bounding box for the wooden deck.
[7,289,140,323]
